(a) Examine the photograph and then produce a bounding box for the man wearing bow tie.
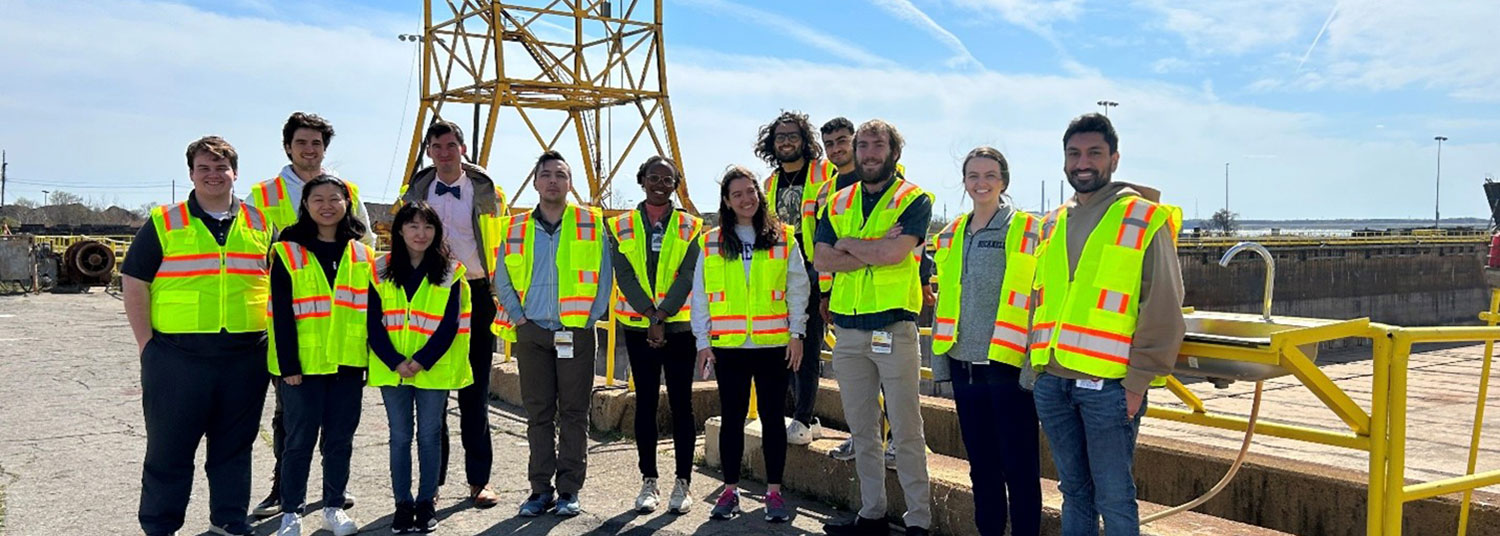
[398,119,510,508]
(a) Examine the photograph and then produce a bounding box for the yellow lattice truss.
[401,0,695,213]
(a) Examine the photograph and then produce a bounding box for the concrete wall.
[1181,242,1489,327]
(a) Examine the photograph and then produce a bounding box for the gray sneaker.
[709,489,740,520]
[518,492,555,517]
[829,437,856,461]
[634,477,660,513]
[667,478,692,514]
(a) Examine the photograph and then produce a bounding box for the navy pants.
[277,367,364,513]
[440,278,496,487]
[138,338,269,535]
[950,358,1041,536]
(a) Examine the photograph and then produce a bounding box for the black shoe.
[391,502,417,534]
[905,527,930,536]
[343,492,356,510]
[252,490,281,517]
[823,515,888,536]
[415,500,439,533]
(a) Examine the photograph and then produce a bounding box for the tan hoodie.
[1041,180,1186,394]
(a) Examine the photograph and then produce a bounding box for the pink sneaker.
[709,489,740,519]
[764,490,790,522]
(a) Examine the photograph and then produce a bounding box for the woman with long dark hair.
[690,165,811,523]
[367,201,474,534]
[266,175,372,536]
[929,147,1042,536]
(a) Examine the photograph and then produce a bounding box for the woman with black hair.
[266,175,375,536]
[691,165,811,523]
[367,202,474,534]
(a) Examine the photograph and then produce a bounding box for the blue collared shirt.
[493,212,613,330]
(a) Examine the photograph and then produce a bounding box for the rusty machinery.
[399,0,695,214]
[0,235,116,293]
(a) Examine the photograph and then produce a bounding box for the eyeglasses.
[774,133,802,143]
[643,174,676,185]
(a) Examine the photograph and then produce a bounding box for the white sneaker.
[786,418,813,446]
[667,478,692,514]
[884,442,898,468]
[322,507,357,536]
[829,437,856,461]
[275,512,301,536]
[634,477,660,513]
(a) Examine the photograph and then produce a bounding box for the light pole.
[1224,162,1230,213]
[1434,136,1447,229]
[1096,100,1118,117]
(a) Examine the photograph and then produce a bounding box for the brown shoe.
[470,484,500,509]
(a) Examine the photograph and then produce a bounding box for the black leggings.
[624,329,698,481]
[714,346,789,485]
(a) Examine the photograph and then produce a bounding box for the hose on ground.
[1141,380,1264,525]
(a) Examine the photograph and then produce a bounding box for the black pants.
[623,328,697,481]
[278,367,364,514]
[138,338,269,535]
[714,347,789,485]
[950,358,1041,536]
[788,296,825,425]
[440,278,497,487]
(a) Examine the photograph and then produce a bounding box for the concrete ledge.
[701,416,1290,536]
[490,358,722,437]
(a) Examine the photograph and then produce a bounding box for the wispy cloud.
[675,0,894,68]
[1296,2,1339,71]
[870,0,983,69]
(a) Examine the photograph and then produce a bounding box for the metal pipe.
[1219,241,1274,322]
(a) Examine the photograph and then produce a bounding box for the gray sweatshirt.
[1039,181,1186,394]
[690,224,811,351]
[930,205,1014,382]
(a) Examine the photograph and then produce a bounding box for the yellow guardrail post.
[1456,289,1500,536]
[1383,331,1414,536]
[1367,325,1394,536]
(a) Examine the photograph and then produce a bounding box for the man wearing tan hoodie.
[1027,113,1184,536]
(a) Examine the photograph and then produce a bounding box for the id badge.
[1076,378,1104,391]
[555,331,575,359]
[871,330,893,354]
[651,232,664,252]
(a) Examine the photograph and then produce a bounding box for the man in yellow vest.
[122,136,272,536]
[813,119,934,536]
[1029,113,1185,535]
[756,110,836,446]
[398,119,510,507]
[249,111,370,516]
[494,150,612,518]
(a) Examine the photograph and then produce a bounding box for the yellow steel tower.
[400,0,695,213]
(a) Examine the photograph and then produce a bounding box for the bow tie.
[435,181,462,199]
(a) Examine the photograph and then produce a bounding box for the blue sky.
[1,0,1496,220]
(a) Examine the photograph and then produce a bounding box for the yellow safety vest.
[1028,196,1172,382]
[766,159,838,293]
[929,210,1040,366]
[493,205,605,342]
[608,208,701,328]
[267,240,377,375]
[825,178,929,318]
[368,258,475,390]
[701,224,796,347]
[149,201,272,334]
[247,174,365,231]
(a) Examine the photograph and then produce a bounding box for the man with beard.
[1028,113,1184,536]
[755,111,836,446]
[813,119,933,536]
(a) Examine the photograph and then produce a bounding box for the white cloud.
[870,0,983,69]
[945,0,1083,31]
[1133,0,1327,56]
[674,0,894,68]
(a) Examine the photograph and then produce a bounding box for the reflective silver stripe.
[615,295,641,316]
[224,255,268,274]
[382,311,405,329]
[1055,324,1132,364]
[241,205,267,231]
[1029,324,1055,349]
[990,320,1028,352]
[163,203,189,230]
[457,313,472,332]
[750,316,788,334]
[159,257,221,273]
[1099,290,1128,313]
[292,298,332,318]
[1006,291,1029,309]
[932,318,956,341]
[559,297,592,317]
[710,316,744,335]
[1021,231,1041,255]
[261,179,284,207]
[334,287,368,309]
[616,216,636,241]
[936,231,955,249]
[703,229,721,256]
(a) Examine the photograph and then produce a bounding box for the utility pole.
[1041,179,1046,211]
[1434,135,1448,229]
[1,150,7,209]
[1225,162,1230,212]
[172,180,176,203]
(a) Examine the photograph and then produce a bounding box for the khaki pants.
[514,322,597,495]
[832,321,932,529]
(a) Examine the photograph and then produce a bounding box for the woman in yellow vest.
[367,202,474,534]
[266,176,373,536]
[928,147,1042,536]
[690,165,811,523]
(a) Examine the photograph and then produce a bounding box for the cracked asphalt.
[0,292,847,535]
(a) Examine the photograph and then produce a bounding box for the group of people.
[124,108,1183,536]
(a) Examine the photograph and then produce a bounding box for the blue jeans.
[381,386,448,505]
[950,358,1041,536]
[1033,373,1145,536]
